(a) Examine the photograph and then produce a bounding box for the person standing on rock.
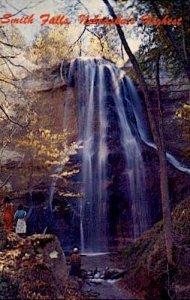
[2,196,14,232]
[70,247,81,277]
[14,204,27,237]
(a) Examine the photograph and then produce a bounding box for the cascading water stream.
[75,61,109,252]
[108,66,149,238]
[59,57,190,252]
[66,58,151,252]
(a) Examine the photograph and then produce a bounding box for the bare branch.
[0,55,15,59]
[0,3,31,19]
[6,0,46,12]
[86,27,104,53]
[69,26,87,50]
[1,0,46,19]
[0,40,15,48]
[76,0,89,15]
[0,127,17,167]
[0,77,18,88]
[0,154,25,189]
[0,70,16,81]
[0,101,29,128]
[1,59,18,80]
[3,56,32,74]
[0,173,12,188]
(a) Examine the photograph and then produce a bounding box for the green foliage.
[139,0,189,77]
[29,27,73,65]
[28,24,121,66]
[176,103,190,121]
[117,0,190,81]
[17,128,78,168]
[15,124,78,191]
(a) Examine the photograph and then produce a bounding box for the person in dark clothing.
[70,247,81,277]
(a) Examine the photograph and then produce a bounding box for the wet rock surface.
[79,253,133,300]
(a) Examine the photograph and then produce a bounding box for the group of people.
[3,196,82,276]
[2,196,27,236]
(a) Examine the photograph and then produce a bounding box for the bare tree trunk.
[156,53,174,264]
[102,0,174,264]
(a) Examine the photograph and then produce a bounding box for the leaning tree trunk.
[102,0,174,264]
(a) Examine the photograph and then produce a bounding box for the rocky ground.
[80,253,133,300]
[0,233,84,300]
[1,197,190,300]
[0,231,133,300]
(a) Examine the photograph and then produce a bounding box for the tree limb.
[3,56,32,74]
[0,102,29,128]
[69,26,87,50]
[86,27,104,53]
[0,154,25,189]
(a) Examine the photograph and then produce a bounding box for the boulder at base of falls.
[0,234,83,300]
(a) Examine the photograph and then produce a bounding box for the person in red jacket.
[70,247,81,277]
[2,196,14,232]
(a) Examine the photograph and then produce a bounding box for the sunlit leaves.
[176,103,190,121]
[29,27,72,65]
[16,127,78,169]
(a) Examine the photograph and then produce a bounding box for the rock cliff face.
[4,60,190,249]
[33,84,78,141]
[21,61,190,166]
[37,61,189,245]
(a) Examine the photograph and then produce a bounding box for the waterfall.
[65,58,150,252]
[77,60,109,252]
[60,57,190,253]
[108,67,149,238]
